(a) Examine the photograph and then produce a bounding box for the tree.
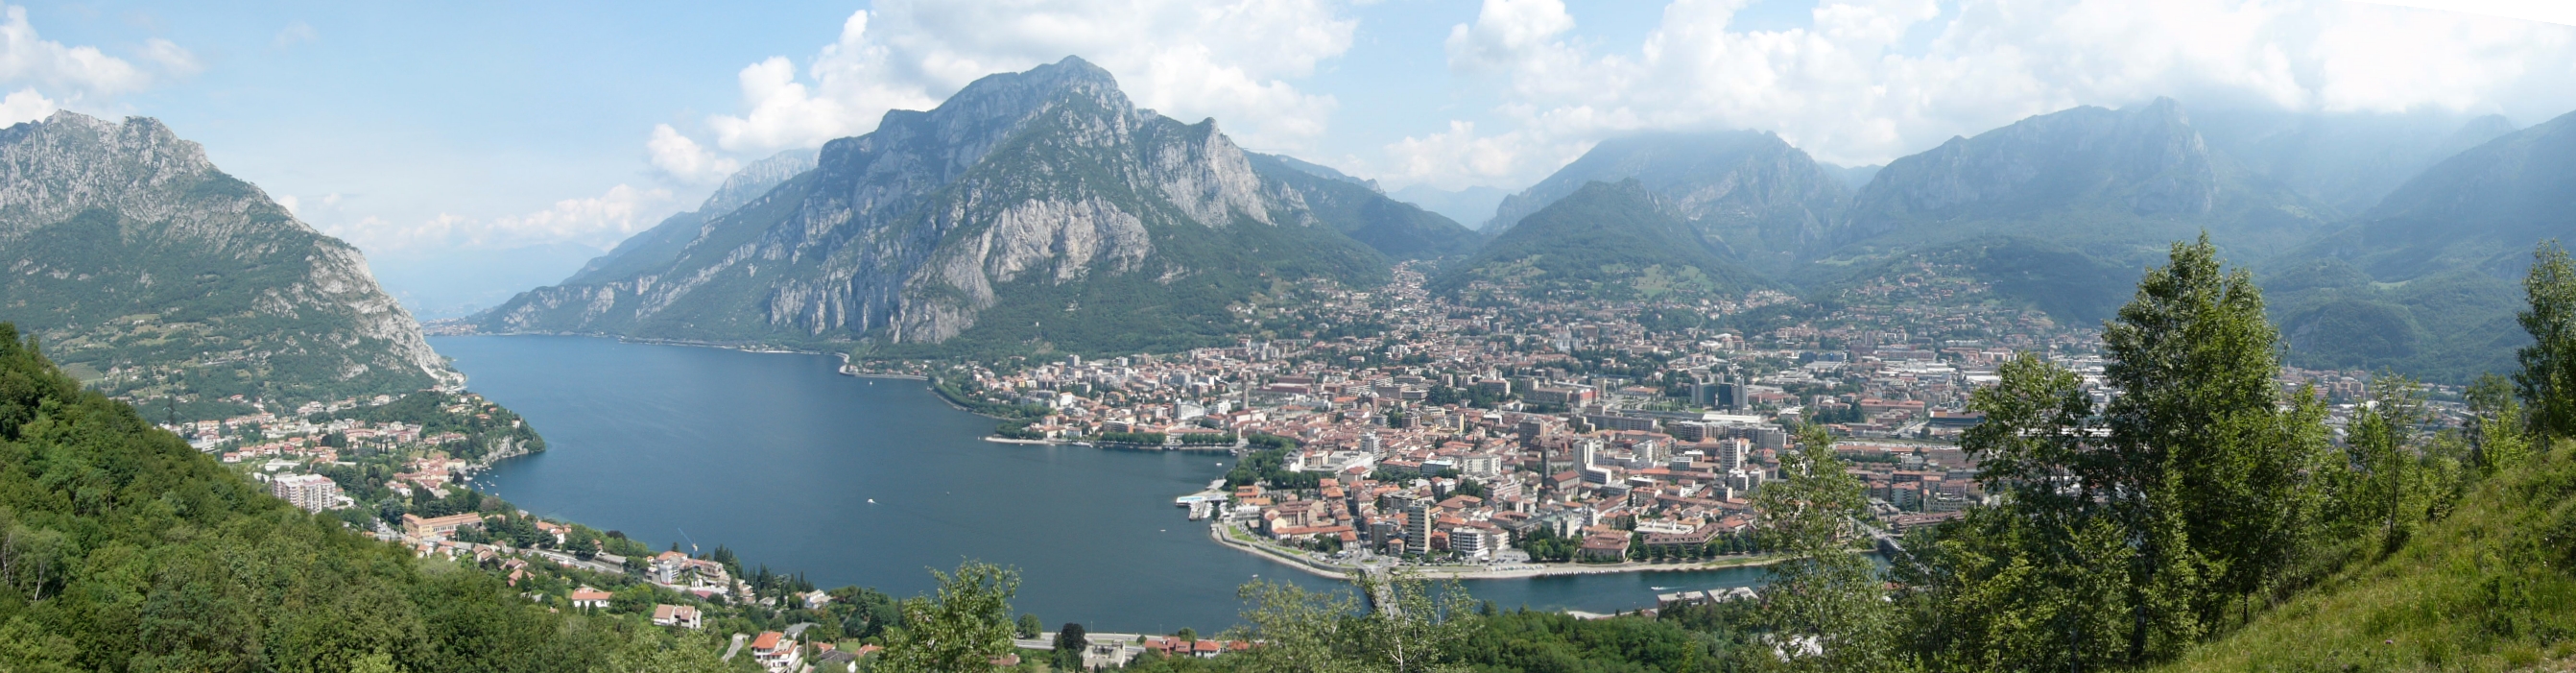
[1895,238,2337,669]
[1016,613,1042,639]
[1053,622,1089,670]
[606,630,731,673]
[1748,425,1899,671]
[1896,353,2134,672]
[2469,373,2533,474]
[2517,241,2576,438]
[1226,570,1480,673]
[2344,374,2431,552]
[2097,234,2331,652]
[876,561,1019,673]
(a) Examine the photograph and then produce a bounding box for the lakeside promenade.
[1204,519,1785,582]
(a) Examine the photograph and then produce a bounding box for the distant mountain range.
[478,57,1469,356]
[1431,98,2555,381]
[1431,180,1769,300]
[2258,109,2576,379]
[1390,184,1509,231]
[453,55,2563,382]
[0,111,459,418]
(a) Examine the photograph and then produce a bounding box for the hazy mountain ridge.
[564,148,820,286]
[480,57,1395,355]
[2258,108,2576,380]
[1246,152,1478,260]
[2192,107,2518,215]
[1391,184,1509,231]
[1833,98,2329,256]
[1434,180,1771,299]
[0,110,460,414]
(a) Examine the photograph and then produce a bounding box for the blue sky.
[5,1,2572,317]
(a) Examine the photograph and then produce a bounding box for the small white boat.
[867,498,876,504]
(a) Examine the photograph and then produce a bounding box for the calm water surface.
[433,335,1774,632]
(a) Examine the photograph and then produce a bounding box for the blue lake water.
[432,335,1776,632]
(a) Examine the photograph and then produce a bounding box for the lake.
[432,335,1777,632]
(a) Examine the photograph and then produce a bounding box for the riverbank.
[1205,520,1787,582]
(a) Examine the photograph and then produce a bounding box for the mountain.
[2290,109,2576,282]
[1245,152,1477,259]
[1432,180,1770,300]
[561,148,819,286]
[2257,108,2576,381]
[1391,184,1509,231]
[0,111,459,418]
[478,57,1393,356]
[1822,162,1881,191]
[1254,152,1379,190]
[2191,107,2517,216]
[1484,130,1855,276]
[1839,98,2331,263]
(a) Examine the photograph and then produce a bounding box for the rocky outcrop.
[0,111,462,405]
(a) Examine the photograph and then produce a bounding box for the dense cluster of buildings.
[935,262,2456,570]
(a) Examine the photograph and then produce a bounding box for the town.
[907,261,2468,579]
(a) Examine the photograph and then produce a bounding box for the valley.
[1,14,2571,670]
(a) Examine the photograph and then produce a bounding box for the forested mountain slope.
[0,111,459,419]
[0,324,689,671]
[1484,130,1853,276]
[1434,180,1770,300]
[1243,152,1477,260]
[2191,106,2517,216]
[2260,108,2576,381]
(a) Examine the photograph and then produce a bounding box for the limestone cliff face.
[0,111,462,404]
[482,57,1387,352]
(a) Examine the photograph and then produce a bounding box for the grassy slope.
[2161,442,2576,672]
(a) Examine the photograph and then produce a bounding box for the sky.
[3,0,2572,317]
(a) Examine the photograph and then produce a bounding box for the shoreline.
[1205,520,1788,581]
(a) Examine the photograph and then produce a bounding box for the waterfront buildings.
[881,261,2463,570]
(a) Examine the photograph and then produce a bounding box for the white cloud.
[319,184,680,252]
[1444,0,1578,73]
[646,124,740,184]
[273,21,318,50]
[1386,0,2576,188]
[139,37,198,77]
[700,0,1356,155]
[0,85,54,124]
[0,5,151,96]
[274,193,298,216]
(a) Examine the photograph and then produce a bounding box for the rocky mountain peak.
[0,110,465,408]
[483,57,1393,354]
[0,110,225,240]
